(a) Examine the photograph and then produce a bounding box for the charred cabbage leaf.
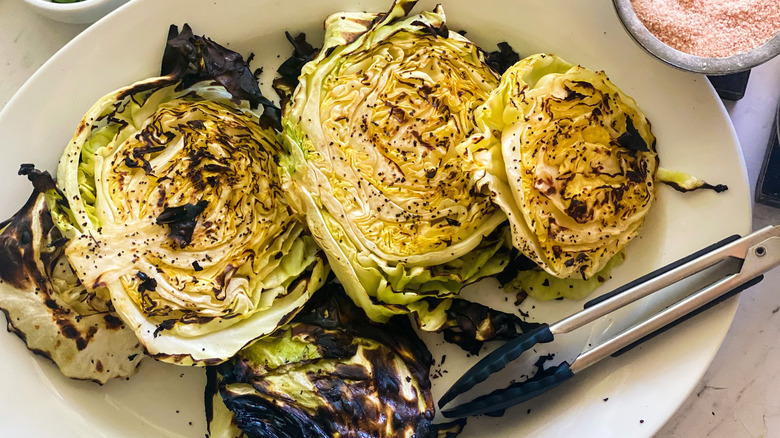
[436,298,542,355]
[0,191,143,383]
[208,283,464,438]
[484,42,520,75]
[49,28,328,366]
[282,0,510,324]
[162,24,280,126]
[460,54,658,280]
[656,167,728,193]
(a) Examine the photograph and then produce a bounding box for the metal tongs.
[438,225,780,418]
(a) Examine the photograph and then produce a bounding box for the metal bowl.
[613,0,780,75]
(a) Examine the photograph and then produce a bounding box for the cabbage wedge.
[461,54,658,279]
[282,0,510,323]
[53,76,327,365]
[0,190,144,383]
[207,285,467,438]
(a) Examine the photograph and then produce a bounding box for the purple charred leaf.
[163,24,281,130]
[160,24,190,79]
[156,200,209,247]
[18,164,70,211]
[484,42,520,75]
[277,32,317,87]
[439,299,542,355]
[18,164,57,194]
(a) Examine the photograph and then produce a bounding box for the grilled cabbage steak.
[461,54,658,279]
[282,0,510,324]
[0,190,144,383]
[207,284,466,438]
[52,77,327,366]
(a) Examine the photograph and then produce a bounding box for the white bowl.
[22,0,130,25]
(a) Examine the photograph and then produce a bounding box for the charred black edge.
[271,77,296,113]
[0,192,145,385]
[398,0,415,15]
[114,76,181,102]
[221,389,331,438]
[411,20,449,39]
[495,251,538,287]
[152,351,225,366]
[162,24,282,130]
[0,191,49,290]
[428,418,468,438]
[661,180,729,193]
[276,32,318,86]
[161,24,189,79]
[204,366,219,432]
[339,19,375,46]
[275,32,319,110]
[1,286,141,387]
[483,41,521,75]
[1,307,55,363]
[294,281,434,377]
[439,298,542,355]
[616,115,650,152]
[18,164,57,194]
[16,165,71,213]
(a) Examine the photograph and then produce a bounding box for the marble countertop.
[2,1,780,436]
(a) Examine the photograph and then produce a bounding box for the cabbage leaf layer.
[461,54,658,279]
[55,78,327,366]
[0,192,144,383]
[283,0,510,323]
[208,284,467,438]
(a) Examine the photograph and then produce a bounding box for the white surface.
[0,0,774,437]
[658,53,780,438]
[21,0,129,25]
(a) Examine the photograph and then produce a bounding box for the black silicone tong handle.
[438,324,554,408]
[438,232,750,418]
[439,274,764,418]
[442,361,573,418]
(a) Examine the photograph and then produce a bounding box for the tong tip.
[440,361,574,418]
[437,324,554,410]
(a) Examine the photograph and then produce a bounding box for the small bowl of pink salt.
[613,0,780,75]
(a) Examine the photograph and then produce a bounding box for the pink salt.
[630,0,780,58]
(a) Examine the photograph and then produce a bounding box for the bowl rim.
[613,0,780,75]
[22,0,114,11]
